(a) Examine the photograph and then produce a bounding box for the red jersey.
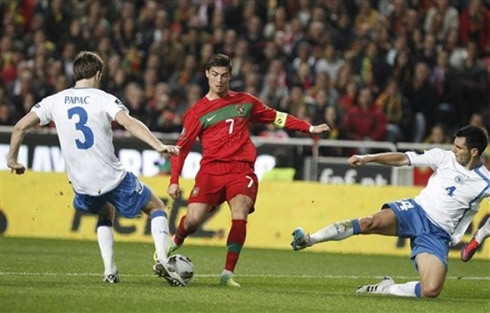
[170,91,311,184]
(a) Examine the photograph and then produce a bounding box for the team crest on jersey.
[191,187,200,197]
[454,175,465,184]
[236,104,246,116]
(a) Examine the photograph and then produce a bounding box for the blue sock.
[150,210,167,219]
[415,282,421,297]
[351,219,361,235]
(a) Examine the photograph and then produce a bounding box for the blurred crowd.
[1,0,489,154]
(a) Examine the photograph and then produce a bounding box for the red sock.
[174,215,192,246]
[224,219,247,272]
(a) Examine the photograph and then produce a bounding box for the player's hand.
[348,155,368,167]
[310,123,330,134]
[8,161,26,175]
[159,145,180,156]
[168,183,181,200]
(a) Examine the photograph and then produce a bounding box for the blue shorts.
[73,172,152,218]
[384,199,451,268]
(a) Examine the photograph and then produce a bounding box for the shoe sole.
[291,228,307,251]
[461,240,479,262]
[220,276,240,287]
[154,263,186,287]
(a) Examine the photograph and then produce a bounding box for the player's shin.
[309,219,361,244]
[385,281,421,297]
[97,220,117,275]
[150,210,170,263]
[174,215,192,246]
[224,219,247,272]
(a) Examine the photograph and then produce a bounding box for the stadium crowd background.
[1,0,489,157]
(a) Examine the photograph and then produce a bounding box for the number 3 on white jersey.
[245,175,253,188]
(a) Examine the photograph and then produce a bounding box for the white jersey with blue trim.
[31,87,128,196]
[406,148,490,245]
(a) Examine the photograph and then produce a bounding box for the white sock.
[310,219,361,244]
[97,225,117,275]
[151,211,169,264]
[222,269,233,276]
[474,219,490,244]
[384,281,421,297]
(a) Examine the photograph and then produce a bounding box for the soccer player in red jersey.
[167,54,330,287]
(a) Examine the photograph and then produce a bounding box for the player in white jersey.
[7,51,186,286]
[461,217,490,262]
[290,125,489,298]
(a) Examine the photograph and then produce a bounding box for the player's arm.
[348,152,410,167]
[168,112,201,199]
[115,111,179,155]
[250,96,330,134]
[7,111,41,174]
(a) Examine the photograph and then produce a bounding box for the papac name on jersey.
[65,96,89,104]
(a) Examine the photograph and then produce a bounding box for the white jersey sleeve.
[405,148,446,169]
[31,98,54,126]
[105,97,129,120]
[406,148,490,245]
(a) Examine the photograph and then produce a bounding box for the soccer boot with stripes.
[356,276,395,294]
[153,260,186,287]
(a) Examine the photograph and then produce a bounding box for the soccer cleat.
[356,276,394,294]
[220,273,241,288]
[461,237,480,262]
[290,227,312,251]
[103,271,120,284]
[153,260,186,287]
[167,236,181,255]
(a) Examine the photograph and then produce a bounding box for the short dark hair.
[455,125,489,156]
[206,54,232,72]
[73,51,104,81]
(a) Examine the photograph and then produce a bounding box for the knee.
[98,204,114,222]
[183,214,200,231]
[359,216,375,233]
[231,207,249,220]
[421,284,442,298]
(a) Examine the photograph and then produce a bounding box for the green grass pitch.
[0,237,488,313]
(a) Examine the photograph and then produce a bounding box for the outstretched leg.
[291,208,397,250]
[170,202,211,253]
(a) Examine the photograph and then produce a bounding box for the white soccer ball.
[168,254,194,285]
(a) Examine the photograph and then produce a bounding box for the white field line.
[0,271,489,280]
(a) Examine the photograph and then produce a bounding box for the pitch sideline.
[0,271,488,280]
